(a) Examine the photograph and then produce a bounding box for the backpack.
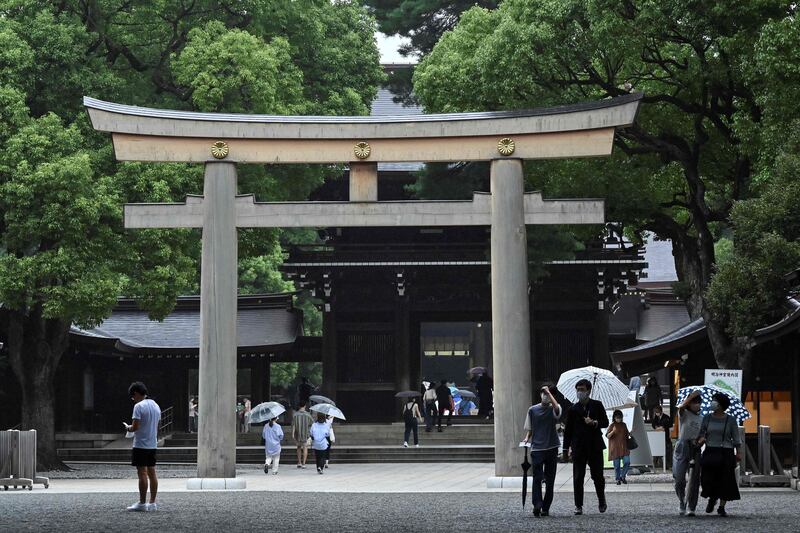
[403,402,415,423]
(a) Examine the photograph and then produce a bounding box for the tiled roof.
[71,294,301,355]
[636,302,691,341]
[369,88,423,117]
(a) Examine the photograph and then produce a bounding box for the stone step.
[58,445,495,464]
[166,424,495,448]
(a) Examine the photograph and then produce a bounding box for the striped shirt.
[292,410,313,443]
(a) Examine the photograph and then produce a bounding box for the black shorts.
[131,447,157,467]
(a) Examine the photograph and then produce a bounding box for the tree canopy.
[412,0,799,370]
[0,0,383,467]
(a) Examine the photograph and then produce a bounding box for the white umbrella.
[309,395,336,406]
[310,403,346,420]
[246,401,286,424]
[557,365,630,408]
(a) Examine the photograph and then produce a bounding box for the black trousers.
[437,405,451,429]
[314,448,328,470]
[573,448,606,508]
[531,448,558,512]
[404,419,419,445]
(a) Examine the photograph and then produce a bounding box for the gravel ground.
[1,490,796,532]
[41,463,674,483]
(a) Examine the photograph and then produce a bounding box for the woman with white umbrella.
[309,413,331,474]
[262,417,284,475]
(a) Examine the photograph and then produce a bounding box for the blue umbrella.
[676,385,751,424]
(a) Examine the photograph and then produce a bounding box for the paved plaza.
[1,463,796,532]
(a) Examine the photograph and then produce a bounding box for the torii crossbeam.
[85,93,641,486]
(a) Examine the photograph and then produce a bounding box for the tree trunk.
[670,226,745,370]
[5,308,71,471]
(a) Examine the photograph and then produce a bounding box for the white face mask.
[576,390,589,402]
[540,393,550,404]
[614,417,623,423]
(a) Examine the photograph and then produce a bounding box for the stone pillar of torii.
[84,94,641,487]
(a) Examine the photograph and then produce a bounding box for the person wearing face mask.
[522,384,562,517]
[563,379,609,515]
[673,390,703,516]
[697,392,741,517]
[605,410,630,485]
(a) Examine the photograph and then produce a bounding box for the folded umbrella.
[310,403,346,420]
[521,447,531,509]
[246,401,286,424]
[394,391,422,398]
[458,390,477,399]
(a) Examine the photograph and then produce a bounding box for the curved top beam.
[83,94,642,140]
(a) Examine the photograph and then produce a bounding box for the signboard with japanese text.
[704,369,743,398]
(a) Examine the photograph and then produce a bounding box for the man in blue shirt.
[124,381,161,512]
[522,385,562,517]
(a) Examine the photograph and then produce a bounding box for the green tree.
[706,137,800,345]
[0,1,382,468]
[369,0,498,57]
[412,0,796,370]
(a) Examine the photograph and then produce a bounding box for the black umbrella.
[395,391,422,398]
[521,447,531,509]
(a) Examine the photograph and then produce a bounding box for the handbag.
[627,434,638,450]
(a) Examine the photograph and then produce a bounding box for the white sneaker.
[127,502,148,512]
[146,503,158,512]
[415,444,419,448]
[403,442,409,448]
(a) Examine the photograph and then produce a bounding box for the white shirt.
[132,398,161,449]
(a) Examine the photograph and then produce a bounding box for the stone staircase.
[58,423,495,464]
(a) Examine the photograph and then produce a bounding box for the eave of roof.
[610,297,800,370]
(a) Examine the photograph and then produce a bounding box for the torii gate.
[84,94,641,487]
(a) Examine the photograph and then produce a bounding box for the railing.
[158,406,174,439]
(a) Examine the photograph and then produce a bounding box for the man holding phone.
[124,381,161,512]
[562,379,608,515]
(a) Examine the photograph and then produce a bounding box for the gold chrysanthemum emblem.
[497,138,515,156]
[353,141,371,159]
[211,141,229,159]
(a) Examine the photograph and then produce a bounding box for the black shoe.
[616,480,621,485]
[263,464,269,474]
[599,503,607,513]
[540,510,549,517]
[574,507,583,515]
[717,507,727,517]
[621,478,627,484]
[533,506,541,517]
[705,499,716,514]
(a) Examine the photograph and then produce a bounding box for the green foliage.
[0,0,382,329]
[270,361,322,389]
[707,135,800,337]
[411,0,800,366]
[239,249,294,295]
[368,0,498,57]
[172,22,304,114]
